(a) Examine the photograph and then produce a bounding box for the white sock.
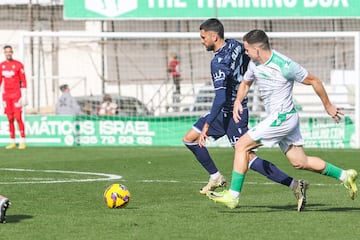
[289,179,295,189]
[210,171,221,180]
[229,189,240,198]
[20,137,25,144]
[339,170,347,182]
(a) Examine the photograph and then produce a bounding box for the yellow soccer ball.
[103,183,131,208]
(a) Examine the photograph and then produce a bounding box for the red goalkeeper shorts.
[3,96,22,115]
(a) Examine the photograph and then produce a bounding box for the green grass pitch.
[0,147,359,240]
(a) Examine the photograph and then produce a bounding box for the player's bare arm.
[233,80,251,123]
[302,73,343,123]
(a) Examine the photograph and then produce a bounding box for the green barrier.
[0,115,355,148]
[0,115,198,147]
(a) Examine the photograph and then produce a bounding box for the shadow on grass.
[305,205,360,212]
[6,214,33,223]
[216,204,360,213]
[217,204,295,213]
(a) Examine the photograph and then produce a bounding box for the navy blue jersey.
[205,39,249,125]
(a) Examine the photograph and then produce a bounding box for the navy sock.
[250,157,293,187]
[184,142,218,175]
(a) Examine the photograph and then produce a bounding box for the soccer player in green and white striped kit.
[207,29,358,209]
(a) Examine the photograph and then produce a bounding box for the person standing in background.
[168,53,181,105]
[55,84,82,115]
[0,45,27,149]
[98,94,118,116]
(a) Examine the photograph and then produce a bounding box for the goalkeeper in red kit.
[0,45,27,149]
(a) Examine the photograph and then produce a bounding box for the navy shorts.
[193,109,249,146]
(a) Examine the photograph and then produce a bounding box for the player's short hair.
[59,84,69,92]
[199,18,224,39]
[243,29,271,50]
[103,94,112,102]
[3,45,12,50]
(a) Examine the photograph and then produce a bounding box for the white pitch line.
[0,168,345,187]
[0,168,122,184]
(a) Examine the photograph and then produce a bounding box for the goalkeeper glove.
[18,88,28,107]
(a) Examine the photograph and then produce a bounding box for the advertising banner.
[0,115,355,148]
[0,116,197,147]
[64,0,360,20]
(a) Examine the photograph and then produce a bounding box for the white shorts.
[247,109,304,153]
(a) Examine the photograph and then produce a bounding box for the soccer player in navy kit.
[183,18,308,211]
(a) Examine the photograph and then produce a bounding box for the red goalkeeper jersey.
[0,59,27,100]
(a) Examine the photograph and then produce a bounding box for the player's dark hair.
[3,45,12,50]
[199,18,224,39]
[59,84,69,92]
[103,94,112,102]
[243,29,271,50]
